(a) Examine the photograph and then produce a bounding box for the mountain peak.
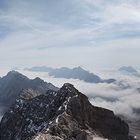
[0,83,134,140]
[6,70,28,80]
[7,70,22,75]
[73,66,84,70]
[0,71,58,108]
[60,83,81,98]
[119,66,137,73]
[33,77,44,83]
[62,83,75,90]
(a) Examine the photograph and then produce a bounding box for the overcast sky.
[0,0,140,69]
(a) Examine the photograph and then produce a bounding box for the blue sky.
[0,0,140,69]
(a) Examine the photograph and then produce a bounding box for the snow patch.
[93,136,108,140]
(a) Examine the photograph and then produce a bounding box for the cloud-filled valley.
[0,67,140,139]
[1,0,140,139]
[7,68,139,121]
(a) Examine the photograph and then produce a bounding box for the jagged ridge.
[0,83,135,140]
[0,71,58,106]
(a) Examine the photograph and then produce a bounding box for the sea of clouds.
[17,69,140,120]
[0,68,140,120]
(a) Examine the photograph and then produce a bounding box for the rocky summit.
[0,71,58,107]
[0,83,135,140]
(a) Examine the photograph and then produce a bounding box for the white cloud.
[0,0,140,68]
[8,69,139,120]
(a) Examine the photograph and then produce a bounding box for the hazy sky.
[0,0,140,69]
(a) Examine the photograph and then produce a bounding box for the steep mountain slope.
[119,66,137,73]
[0,71,58,109]
[119,66,140,77]
[25,66,116,83]
[0,83,135,140]
[128,120,140,140]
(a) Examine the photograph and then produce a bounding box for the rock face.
[128,120,140,140]
[0,71,58,107]
[0,83,134,140]
[25,66,116,84]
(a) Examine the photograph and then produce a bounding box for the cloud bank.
[15,69,140,120]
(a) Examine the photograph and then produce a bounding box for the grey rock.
[0,71,58,113]
[0,83,134,140]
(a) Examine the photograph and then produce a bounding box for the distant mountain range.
[119,66,137,73]
[119,66,140,77]
[0,71,58,115]
[24,66,116,84]
[0,83,135,140]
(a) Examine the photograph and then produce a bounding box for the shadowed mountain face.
[128,120,140,140]
[25,66,116,84]
[119,66,138,74]
[0,71,58,111]
[0,83,135,140]
[119,66,140,78]
[119,66,140,77]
